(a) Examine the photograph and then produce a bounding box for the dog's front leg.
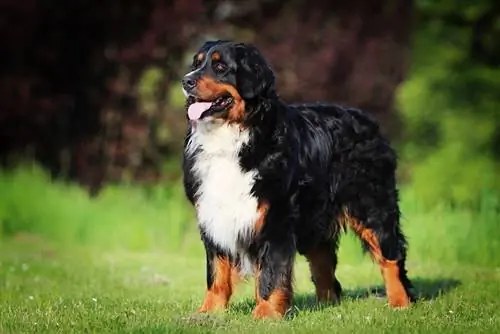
[198,244,233,313]
[253,235,295,319]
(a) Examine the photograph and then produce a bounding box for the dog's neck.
[242,95,282,127]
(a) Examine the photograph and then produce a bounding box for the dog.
[181,40,414,319]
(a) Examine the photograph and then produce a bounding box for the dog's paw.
[252,301,284,320]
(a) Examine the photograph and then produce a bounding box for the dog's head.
[182,40,276,124]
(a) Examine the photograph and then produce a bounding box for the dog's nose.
[182,77,197,91]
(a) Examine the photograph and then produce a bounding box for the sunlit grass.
[0,164,499,332]
[1,238,499,333]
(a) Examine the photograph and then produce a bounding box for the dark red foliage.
[0,0,414,194]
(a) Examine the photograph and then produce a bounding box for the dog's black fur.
[182,40,413,318]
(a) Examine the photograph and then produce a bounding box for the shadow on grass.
[130,278,462,331]
[230,277,461,317]
[131,323,216,334]
[335,277,462,302]
[132,314,225,334]
[410,277,462,300]
[132,278,462,331]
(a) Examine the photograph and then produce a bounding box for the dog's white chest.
[187,124,259,257]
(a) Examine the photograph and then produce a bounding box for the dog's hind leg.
[343,195,414,308]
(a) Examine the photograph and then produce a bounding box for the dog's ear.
[234,43,276,100]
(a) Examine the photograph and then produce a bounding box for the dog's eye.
[213,62,227,73]
[191,60,200,70]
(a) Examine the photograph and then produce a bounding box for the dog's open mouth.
[187,95,234,121]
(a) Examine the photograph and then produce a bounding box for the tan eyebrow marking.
[211,52,221,61]
[196,53,205,62]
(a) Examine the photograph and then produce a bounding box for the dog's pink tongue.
[188,102,212,120]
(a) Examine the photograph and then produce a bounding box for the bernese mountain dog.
[181,40,414,319]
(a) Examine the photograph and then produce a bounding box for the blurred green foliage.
[0,164,198,253]
[138,66,164,116]
[396,1,500,208]
[1,164,498,267]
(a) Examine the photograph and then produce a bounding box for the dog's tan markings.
[198,255,233,313]
[304,248,340,303]
[253,268,290,319]
[227,98,246,124]
[254,267,262,304]
[196,52,205,63]
[342,209,411,308]
[254,200,269,234]
[211,52,221,61]
[196,76,246,123]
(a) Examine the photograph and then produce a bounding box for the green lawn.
[1,166,499,332]
[1,236,499,334]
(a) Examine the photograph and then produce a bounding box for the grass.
[1,237,499,333]
[0,164,499,332]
